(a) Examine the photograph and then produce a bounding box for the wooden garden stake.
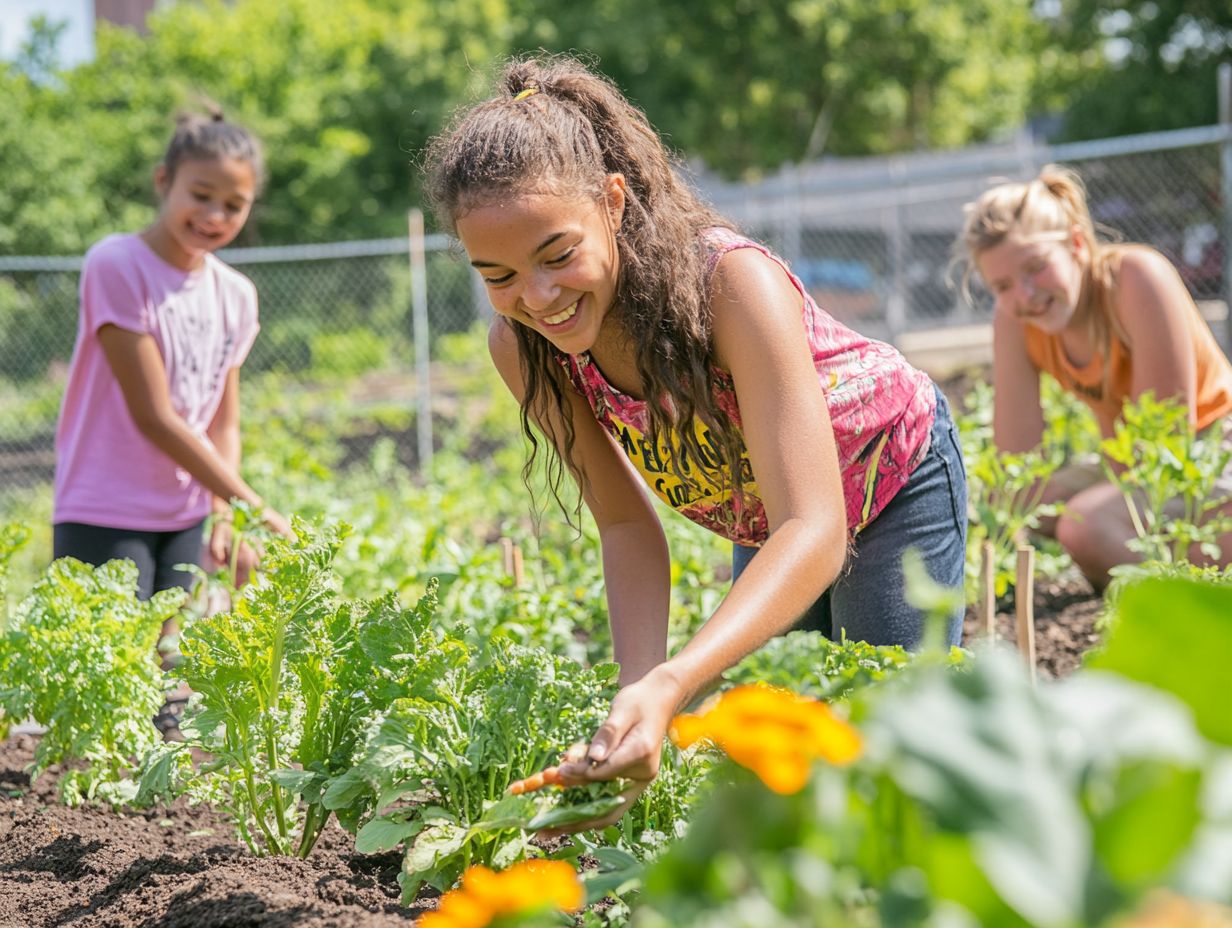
[980,541,996,640]
[511,544,525,589]
[1015,544,1037,684]
[499,537,525,588]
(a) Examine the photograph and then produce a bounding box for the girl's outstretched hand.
[540,668,684,836]
[208,520,259,587]
[261,507,294,539]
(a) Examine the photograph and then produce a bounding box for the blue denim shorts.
[733,384,967,649]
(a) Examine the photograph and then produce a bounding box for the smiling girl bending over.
[960,165,1232,590]
[425,56,966,818]
[54,107,292,616]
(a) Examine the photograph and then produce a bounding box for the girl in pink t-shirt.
[424,56,967,822]
[54,108,291,612]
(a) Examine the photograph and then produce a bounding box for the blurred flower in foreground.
[1114,891,1232,928]
[418,858,584,928]
[669,683,862,794]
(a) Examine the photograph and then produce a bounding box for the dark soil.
[961,571,1104,679]
[0,736,426,928]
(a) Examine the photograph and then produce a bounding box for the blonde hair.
[957,164,1128,366]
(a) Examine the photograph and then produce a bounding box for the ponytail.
[957,164,1128,375]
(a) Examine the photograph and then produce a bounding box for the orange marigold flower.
[669,684,862,794]
[1116,891,1232,928]
[418,859,584,928]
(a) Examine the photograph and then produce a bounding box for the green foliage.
[1099,391,1232,568]
[148,521,444,857]
[510,0,1052,172]
[0,521,31,630]
[0,0,509,256]
[958,381,1067,599]
[0,0,1074,261]
[725,630,912,703]
[1090,577,1232,751]
[634,642,1232,925]
[331,639,622,900]
[1048,0,1232,140]
[0,558,184,804]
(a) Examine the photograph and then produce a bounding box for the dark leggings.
[53,520,205,601]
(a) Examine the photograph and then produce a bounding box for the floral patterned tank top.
[555,228,937,545]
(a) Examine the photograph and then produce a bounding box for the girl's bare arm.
[98,324,288,535]
[991,306,1045,453]
[1116,246,1199,424]
[488,319,672,685]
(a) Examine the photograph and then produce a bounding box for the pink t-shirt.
[556,229,936,545]
[53,234,260,531]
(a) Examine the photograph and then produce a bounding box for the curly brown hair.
[424,54,746,519]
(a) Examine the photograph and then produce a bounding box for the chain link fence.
[1,124,1230,511]
[698,123,1232,342]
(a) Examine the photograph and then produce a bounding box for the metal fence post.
[883,201,907,341]
[1219,62,1232,352]
[408,208,433,475]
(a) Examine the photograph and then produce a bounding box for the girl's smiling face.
[456,178,625,355]
[976,231,1087,334]
[150,156,256,270]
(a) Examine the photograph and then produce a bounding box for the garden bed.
[0,583,1104,928]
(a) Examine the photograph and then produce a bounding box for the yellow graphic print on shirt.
[609,412,760,526]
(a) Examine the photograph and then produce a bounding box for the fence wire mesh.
[1,125,1230,512]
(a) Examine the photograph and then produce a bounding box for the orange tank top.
[1024,276,1232,432]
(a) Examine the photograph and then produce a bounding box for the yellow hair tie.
[514,87,539,101]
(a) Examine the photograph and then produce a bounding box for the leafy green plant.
[1100,391,1232,568]
[144,522,451,857]
[957,379,1083,599]
[0,557,184,804]
[630,576,1232,926]
[330,639,622,901]
[0,520,30,629]
[725,630,911,702]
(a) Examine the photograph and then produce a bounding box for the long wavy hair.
[424,55,742,517]
[957,165,1129,385]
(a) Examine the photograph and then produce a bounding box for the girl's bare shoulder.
[707,247,802,324]
[1111,243,1184,290]
[1109,243,1196,337]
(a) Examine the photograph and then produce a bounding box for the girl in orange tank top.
[959,164,1232,590]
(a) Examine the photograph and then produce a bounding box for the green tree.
[1049,0,1232,140]
[0,0,509,254]
[507,0,1054,175]
[0,0,1069,252]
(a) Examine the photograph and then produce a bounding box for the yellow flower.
[418,859,584,928]
[669,684,862,794]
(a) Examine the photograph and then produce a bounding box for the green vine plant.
[958,380,1080,599]
[1099,391,1232,599]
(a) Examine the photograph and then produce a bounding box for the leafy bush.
[332,638,622,901]
[1100,391,1232,567]
[143,522,447,857]
[0,557,184,804]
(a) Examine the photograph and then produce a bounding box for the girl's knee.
[1055,510,1106,572]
